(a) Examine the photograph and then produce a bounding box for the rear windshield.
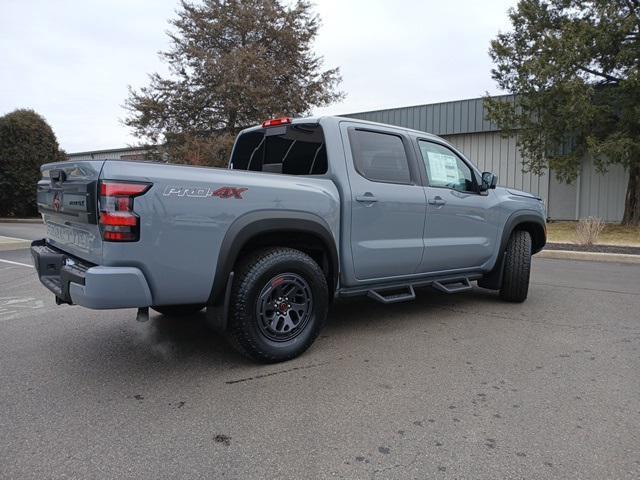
[230,123,327,175]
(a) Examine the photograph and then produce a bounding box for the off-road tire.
[226,247,328,363]
[151,304,205,317]
[499,230,532,303]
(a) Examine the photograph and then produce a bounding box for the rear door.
[341,123,426,280]
[37,161,104,264]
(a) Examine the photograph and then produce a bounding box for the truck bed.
[36,159,340,308]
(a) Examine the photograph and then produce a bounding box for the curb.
[0,238,32,252]
[0,218,42,224]
[538,249,640,264]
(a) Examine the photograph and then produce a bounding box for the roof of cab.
[240,115,443,141]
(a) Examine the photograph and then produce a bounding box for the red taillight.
[262,117,292,128]
[100,212,138,227]
[100,182,150,197]
[103,231,134,242]
[99,180,151,242]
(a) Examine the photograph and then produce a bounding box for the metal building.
[344,96,629,222]
[68,95,629,221]
[67,146,154,162]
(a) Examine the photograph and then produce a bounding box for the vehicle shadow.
[70,310,254,379]
[325,285,502,334]
[60,286,505,381]
[133,312,241,360]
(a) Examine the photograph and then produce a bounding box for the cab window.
[348,129,412,184]
[231,124,327,175]
[418,140,475,192]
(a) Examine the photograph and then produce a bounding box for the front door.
[342,125,427,280]
[416,139,498,273]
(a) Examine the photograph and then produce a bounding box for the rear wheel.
[151,304,205,317]
[499,230,532,303]
[226,247,328,363]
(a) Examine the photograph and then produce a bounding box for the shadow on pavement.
[49,286,506,381]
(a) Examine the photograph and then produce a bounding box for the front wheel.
[499,230,532,303]
[226,247,328,363]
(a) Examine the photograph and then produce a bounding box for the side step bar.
[339,273,481,304]
[432,278,473,294]
[367,285,416,304]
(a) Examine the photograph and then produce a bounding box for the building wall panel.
[548,172,577,220]
[578,155,628,222]
[460,100,469,134]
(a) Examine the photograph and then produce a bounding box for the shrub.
[0,109,66,217]
[575,217,605,246]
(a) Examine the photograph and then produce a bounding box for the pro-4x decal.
[163,186,248,199]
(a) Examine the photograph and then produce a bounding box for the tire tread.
[499,230,532,303]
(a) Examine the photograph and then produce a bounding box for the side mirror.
[480,172,498,191]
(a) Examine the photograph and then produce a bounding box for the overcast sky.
[0,0,516,152]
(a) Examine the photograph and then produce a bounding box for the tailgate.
[37,161,104,264]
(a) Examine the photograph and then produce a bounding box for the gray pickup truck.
[32,116,546,362]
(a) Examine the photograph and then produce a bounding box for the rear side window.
[348,129,411,184]
[230,124,327,175]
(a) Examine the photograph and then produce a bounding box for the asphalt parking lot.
[0,221,44,241]
[1,225,639,479]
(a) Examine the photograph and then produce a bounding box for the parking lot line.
[0,259,33,268]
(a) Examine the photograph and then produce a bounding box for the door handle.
[356,193,378,203]
[428,196,446,206]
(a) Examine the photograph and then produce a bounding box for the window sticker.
[427,152,460,184]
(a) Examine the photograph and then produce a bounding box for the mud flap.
[478,255,505,290]
[205,272,234,332]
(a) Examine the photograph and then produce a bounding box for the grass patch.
[547,221,640,246]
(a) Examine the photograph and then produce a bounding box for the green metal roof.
[342,95,513,136]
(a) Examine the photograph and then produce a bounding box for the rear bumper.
[30,239,153,309]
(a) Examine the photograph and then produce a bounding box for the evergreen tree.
[485,0,640,224]
[125,0,343,167]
